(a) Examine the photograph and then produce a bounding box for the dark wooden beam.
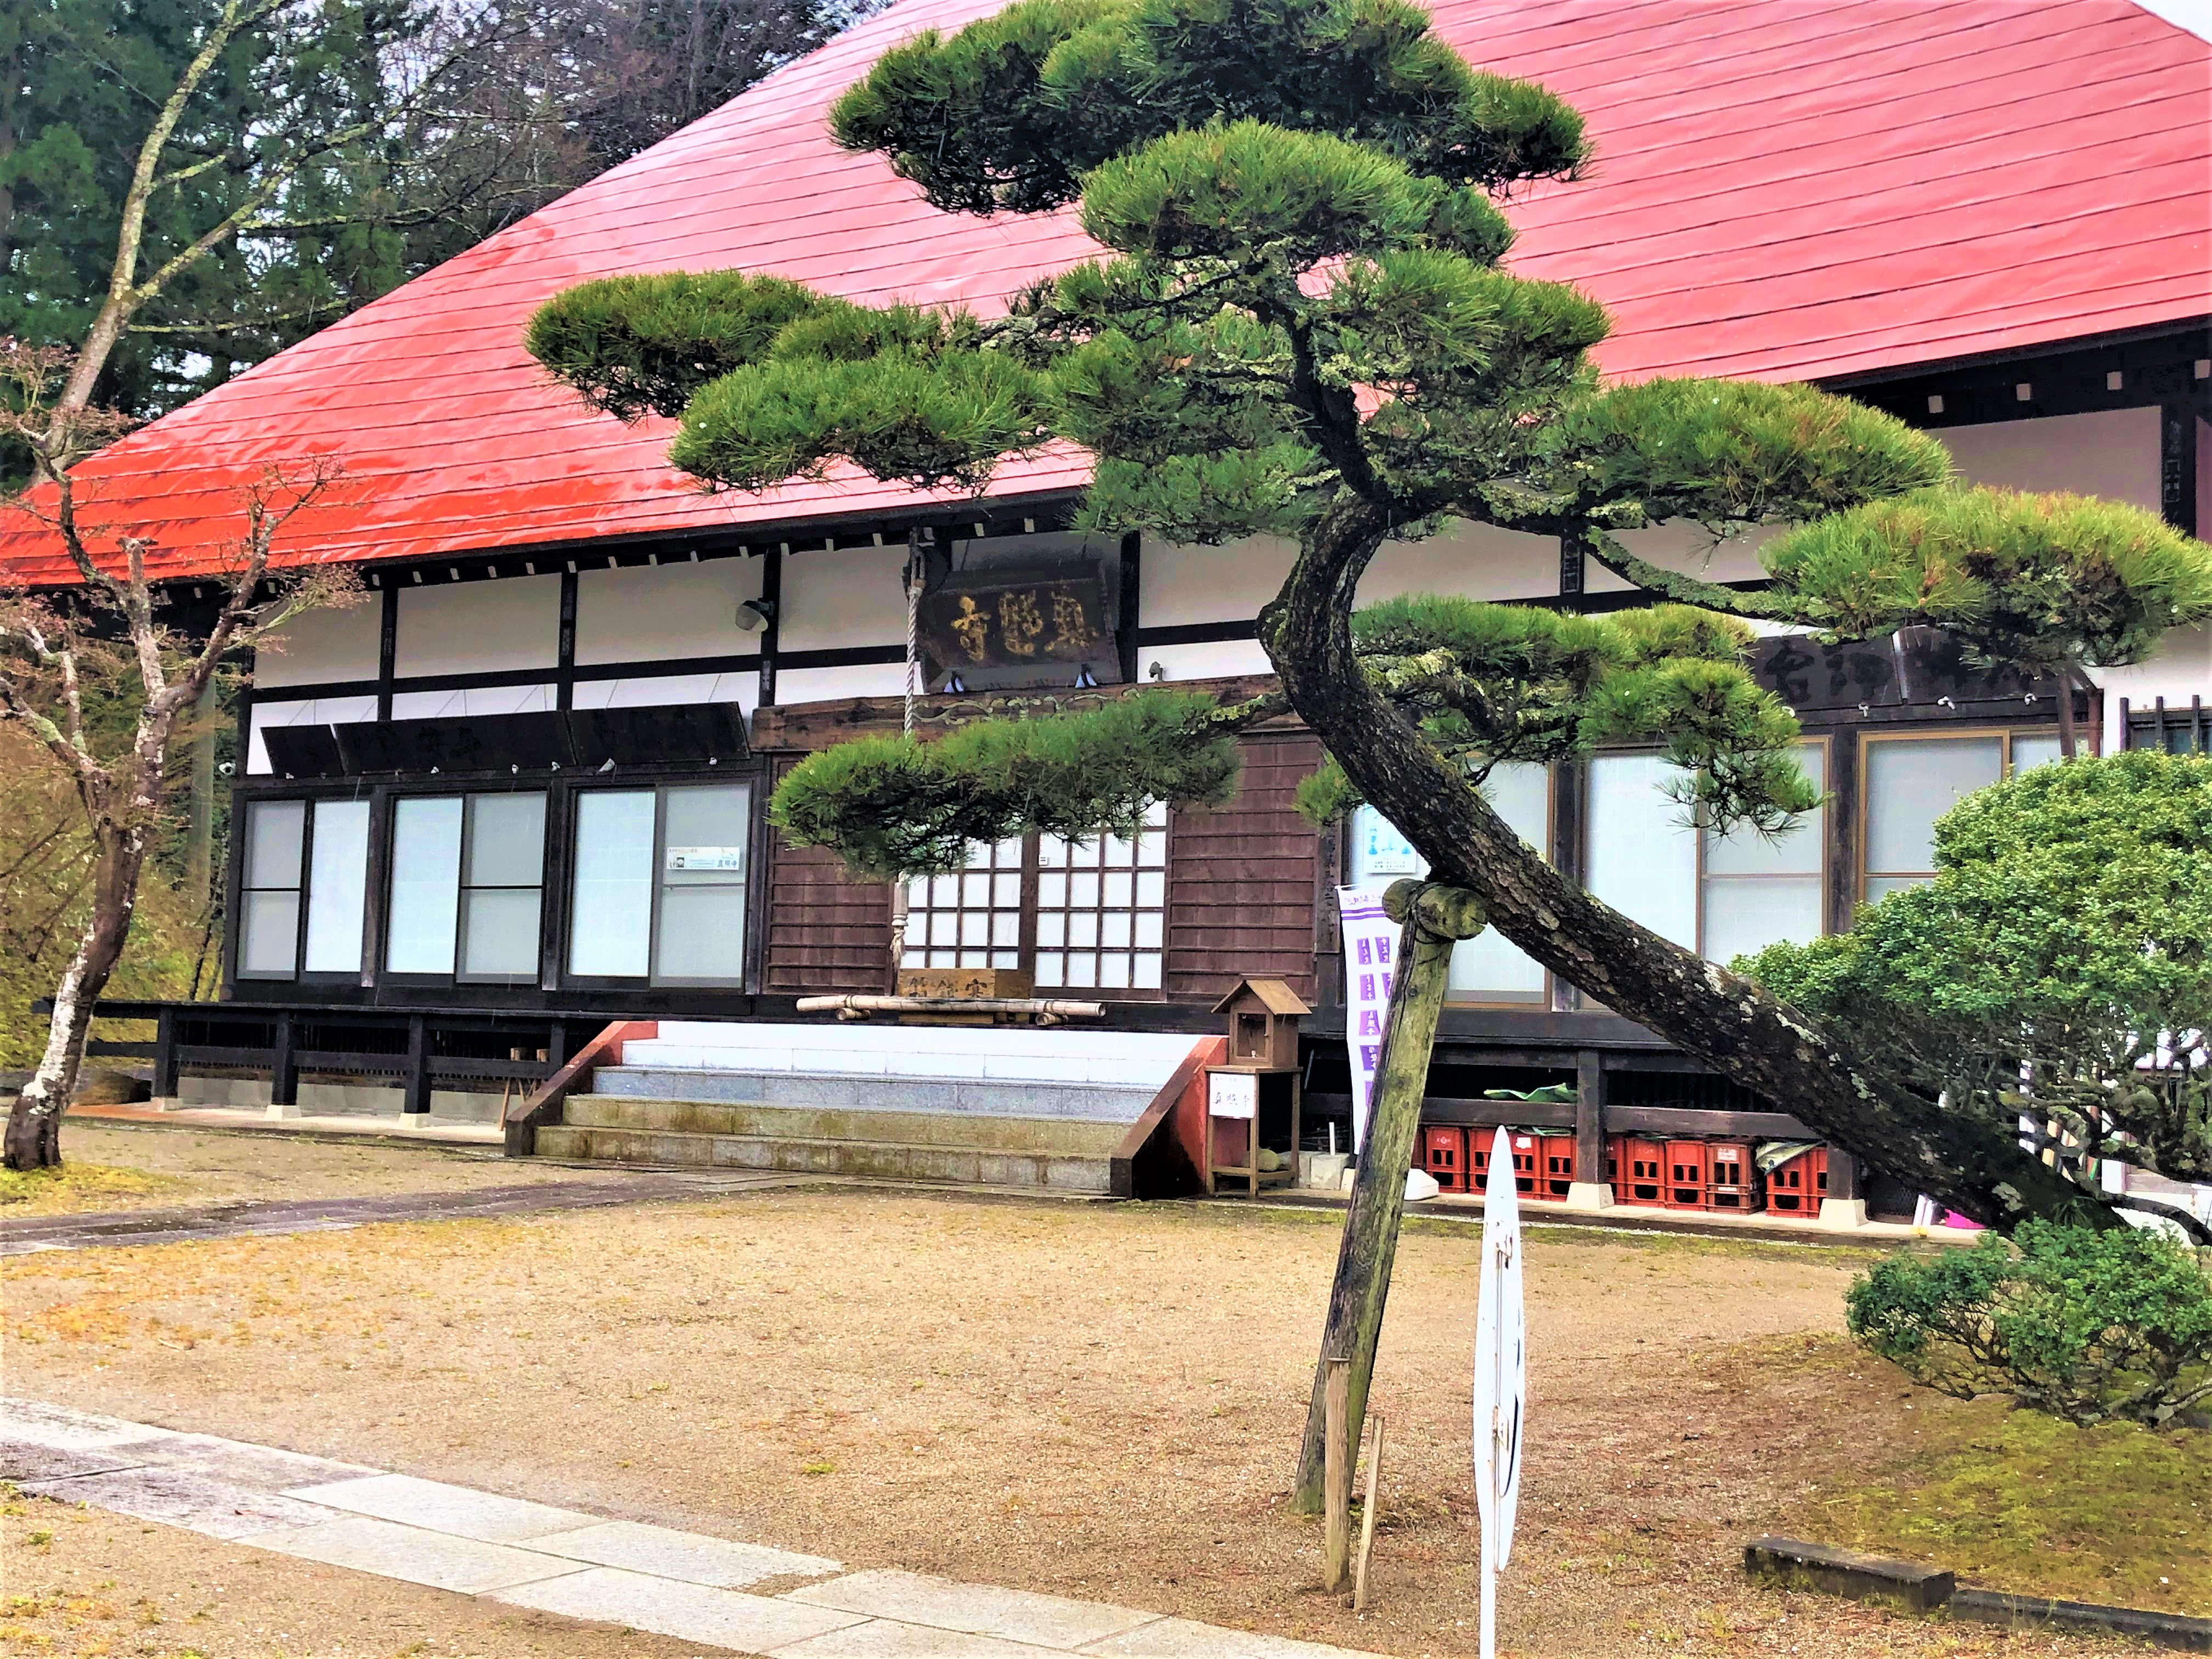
[2163,402,2202,536]
[403,1013,431,1116]
[758,543,783,707]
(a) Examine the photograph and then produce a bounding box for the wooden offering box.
[1206,978,1308,1196]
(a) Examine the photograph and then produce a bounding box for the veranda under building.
[5,0,2209,1219]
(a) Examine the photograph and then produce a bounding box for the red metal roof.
[8,0,2207,584]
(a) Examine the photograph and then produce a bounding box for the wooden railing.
[503,1019,658,1156]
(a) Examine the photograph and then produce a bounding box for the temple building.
[5,0,2208,1216]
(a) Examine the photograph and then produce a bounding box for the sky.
[2132,0,2212,37]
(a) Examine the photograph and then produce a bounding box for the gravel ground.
[0,1492,716,1657]
[2,1123,637,1217]
[0,1189,2157,1657]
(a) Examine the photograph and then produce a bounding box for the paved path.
[2,1398,1375,1658]
[0,1172,802,1256]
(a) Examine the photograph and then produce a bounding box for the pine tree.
[528,0,2212,1501]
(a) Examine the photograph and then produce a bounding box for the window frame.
[1582,737,1834,963]
[898,811,1175,1001]
[1695,734,1831,965]
[235,796,377,984]
[378,787,551,988]
[558,778,756,991]
[1855,726,2064,904]
[1342,768,1556,1010]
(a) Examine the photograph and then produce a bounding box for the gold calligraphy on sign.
[919,574,1113,675]
[949,596,990,663]
[998,590,1045,657]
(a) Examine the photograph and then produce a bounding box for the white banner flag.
[1472,1126,1527,1659]
[1336,885,1398,1155]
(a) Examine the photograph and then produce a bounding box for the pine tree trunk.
[4,834,145,1170]
[1291,880,1484,1513]
[1258,497,2115,1233]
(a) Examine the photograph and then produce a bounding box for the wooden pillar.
[757,543,783,707]
[2162,403,2200,537]
[154,1008,180,1100]
[403,1013,432,1116]
[375,584,399,723]
[270,1011,298,1109]
[1573,1048,1607,1203]
[556,569,579,713]
[1826,1146,1860,1202]
[1116,530,1142,686]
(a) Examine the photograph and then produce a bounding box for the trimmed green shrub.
[1846,1221,2212,1429]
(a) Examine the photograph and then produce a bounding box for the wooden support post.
[270,1012,298,1110]
[1323,1357,1351,1595]
[1294,881,1485,1513]
[1353,1413,1385,1612]
[1570,1047,1607,1207]
[1827,1146,1859,1200]
[153,1008,180,1101]
[403,1014,432,1117]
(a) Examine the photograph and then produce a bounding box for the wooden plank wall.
[760,759,893,993]
[1164,732,1325,1004]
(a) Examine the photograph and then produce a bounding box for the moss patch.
[1798,1404,2212,1615]
[0,1160,177,1215]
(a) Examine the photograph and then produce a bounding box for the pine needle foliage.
[770,689,1242,878]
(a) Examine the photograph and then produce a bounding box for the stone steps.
[534,1121,1115,1193]
[590,1066,1159,1122]
[566,1094,1127,1155]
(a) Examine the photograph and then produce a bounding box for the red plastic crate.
[1618,1137,1667,1206]
[1666,1140,1713,1211]
[1539,1134,1576,1199]
[1421,1125,1469,1193]
[1509,1132,1541,1195]
[1766,1147,1829,1214]
[1706,1138,1762,1213]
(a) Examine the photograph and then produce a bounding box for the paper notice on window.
[665,847,744,871]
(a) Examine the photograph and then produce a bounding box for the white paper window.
[459,793,546,980]
[1863,736,2003,901]
[1035,801,1167,991]
[654,785,751,983]
[238,800,306,978]
[905,837,1025,972]
[302,800,370,974]
[569,791,655,977]
[1700,742,1825,964]
[1348,762,1549,1003]
[1585,754,1699,950]
[386,797,463,974]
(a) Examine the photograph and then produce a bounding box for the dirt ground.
[0,1491,718,1658]
[0,1122,637,1217]
[0,1188,2173,1658]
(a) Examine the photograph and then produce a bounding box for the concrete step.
[534,1123,1114,1193]
[631,1023,1199,1088]
[567,1095,1127,1155]
[590,1066,1159,1124]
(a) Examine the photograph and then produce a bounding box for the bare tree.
[1,347,360,1169]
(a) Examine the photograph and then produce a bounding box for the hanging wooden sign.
[919,571,1112,672]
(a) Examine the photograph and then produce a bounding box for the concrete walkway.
[2,1398,1376,1659]
[0,1172,805,1257]
[68,1098,507,1146]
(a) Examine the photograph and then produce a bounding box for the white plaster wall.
[1139,639,1275,682]
[571,670,758,713]
[1939,407,2162,512]
[772,662,909,703]
[247,695,379,774]
[2098,623,2212,731]
[778,543,907,652]
[1141,537,1299,629]
[388,683,557,720]
[574,557,763,665]
[1356,521,1558,603]
[255,602,381,688]
[1584,521,1780,595]
[394,574,561,675]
